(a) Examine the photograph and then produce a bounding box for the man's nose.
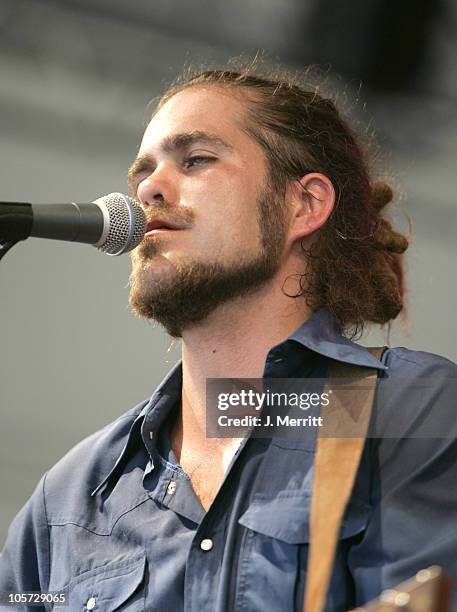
[137,163,178,208]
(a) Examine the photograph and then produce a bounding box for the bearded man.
[1,66,456,612]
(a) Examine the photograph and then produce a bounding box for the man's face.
[128,86,289,336]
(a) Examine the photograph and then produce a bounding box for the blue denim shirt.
[1,309,457,611]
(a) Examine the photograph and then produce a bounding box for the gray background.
[1,0,456,546]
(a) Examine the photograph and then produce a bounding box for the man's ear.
[286,173,335,245]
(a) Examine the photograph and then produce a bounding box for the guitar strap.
[303,347,387,612]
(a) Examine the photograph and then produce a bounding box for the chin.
[131,259,172,294]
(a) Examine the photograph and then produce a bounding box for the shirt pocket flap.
[66,553,146,611]
[238,493,370,545]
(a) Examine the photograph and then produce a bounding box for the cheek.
[206,209,262,261]
[181,170,264,250]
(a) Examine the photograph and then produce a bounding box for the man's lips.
[144,219,186,237]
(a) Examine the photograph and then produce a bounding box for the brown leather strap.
[303,347,386,612]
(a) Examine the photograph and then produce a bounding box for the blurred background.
[0,0,456,546]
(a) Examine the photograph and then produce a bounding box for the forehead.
[139,87,255,154]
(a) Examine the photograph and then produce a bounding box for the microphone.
[0,193,147,256]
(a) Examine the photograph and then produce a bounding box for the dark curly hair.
[154,65,409,337]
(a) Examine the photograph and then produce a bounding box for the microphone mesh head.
[93,193,146,255]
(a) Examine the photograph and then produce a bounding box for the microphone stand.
[0,202,33,261]
[0,240,19,261]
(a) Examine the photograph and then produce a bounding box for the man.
[1,66,457,611]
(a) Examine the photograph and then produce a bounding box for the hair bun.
[371,181,393,210]
[375,218,409,254]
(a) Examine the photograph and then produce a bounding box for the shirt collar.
[139,361,183,446]
[91,308,385,495]
[137,310,386,441]
[284,308,387,371]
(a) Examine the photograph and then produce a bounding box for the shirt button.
[86,597,97,610]
[200,538,214,551]
[167,481,176,495]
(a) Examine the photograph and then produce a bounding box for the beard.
[128,181,288,338]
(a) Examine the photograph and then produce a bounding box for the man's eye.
[183,156,216,169]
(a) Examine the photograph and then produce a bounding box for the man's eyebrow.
[160,130,233,154]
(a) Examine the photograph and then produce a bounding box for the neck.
[176,273,311,445]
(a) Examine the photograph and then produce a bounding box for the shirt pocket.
[60,553,146,612]
[235,493,370,612]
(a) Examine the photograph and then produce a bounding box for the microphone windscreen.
[93,193,146,255]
